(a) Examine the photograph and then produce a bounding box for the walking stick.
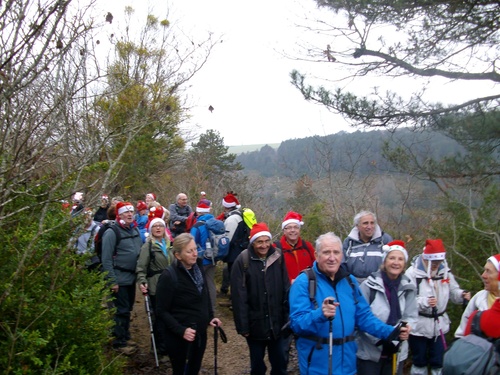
[184,323,197,375]
[392,321,407,375]
[143,293,159,368]
[214,325,227,375]
[328,299,335,375]
[432,306,448,350]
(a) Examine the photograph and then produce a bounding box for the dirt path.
[123,265,300,374]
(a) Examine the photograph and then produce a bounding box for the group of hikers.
[69,191,500,375]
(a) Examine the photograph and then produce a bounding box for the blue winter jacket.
[289,262,396,375]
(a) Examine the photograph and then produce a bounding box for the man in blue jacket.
[289,232,409,375]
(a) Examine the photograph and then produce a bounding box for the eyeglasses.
[284,225,300,231]
[151,224,164,228]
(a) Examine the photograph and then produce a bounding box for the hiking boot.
[114,345,137,356]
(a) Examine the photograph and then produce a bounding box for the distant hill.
[234,129,463,178]
[227,143,280,155]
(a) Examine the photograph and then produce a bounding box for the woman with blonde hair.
[136,217,172,360]
[156,233,222,374]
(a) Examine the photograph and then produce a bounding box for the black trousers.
[166,329,207,375]
[112,284,136,347]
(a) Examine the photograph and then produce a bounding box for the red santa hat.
[148,205,165,220]
[487,254,500,282]
[382,240,408,262]
[116,201,135,215]
[200,191,206,197]
[146,192,156,201]
[249,222,272,245]
[222,192,240,209]
[422,239,446,261]
[101,195,109,201]
[196,202,211,213]
[136,200,148,211]
[281,211,304,229]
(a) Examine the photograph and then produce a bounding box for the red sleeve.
[464,309,479,336]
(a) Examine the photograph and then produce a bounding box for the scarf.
[382,271,402,326]
[182,262,204,294]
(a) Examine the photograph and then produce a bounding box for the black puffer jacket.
[230,246,290,340]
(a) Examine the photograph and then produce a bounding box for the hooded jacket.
[342,224,393,281]
[405,255,465,338]
[357,270,418,362]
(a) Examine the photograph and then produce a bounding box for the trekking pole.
[143,292,159,368]
[462,290,470,311]
[432,305,448,351]
[214,325,218,375]
[392,321,407,375]
[328,299,335,375]
[213,325,227,375]
[184,323,197,375]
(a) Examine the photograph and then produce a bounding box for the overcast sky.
[100,0,496,146]
[100,0,350,146]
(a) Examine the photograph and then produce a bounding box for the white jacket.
[454,289,490,337]
[405,255,465,338]
[357,271,418,362]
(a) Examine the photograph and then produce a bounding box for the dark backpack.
[89,221,139,272]
[228,208,257,256]
[301,267,359,308]
[443,311,500,375]
[87,221,120,271]
[194,218,230,262]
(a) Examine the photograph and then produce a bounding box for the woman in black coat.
[156,233,222,374]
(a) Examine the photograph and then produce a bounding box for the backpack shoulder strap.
[345,274,360,305]
[303,268,317,309]
[166,263,178,289]
[369,287,376,305]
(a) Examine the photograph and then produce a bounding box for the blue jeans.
[409,334,445,368]
[246,336,287,375]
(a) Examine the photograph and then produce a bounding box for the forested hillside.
[236,129,463,177]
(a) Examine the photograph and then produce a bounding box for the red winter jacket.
[274,236,315,282]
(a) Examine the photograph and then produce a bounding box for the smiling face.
[482,261,499,293]
[175,239,198,269]
[251,236,271,258]
[316,238,343,279]
[383,250,406,279]
[357,214,376,242]
[283,224,300,245]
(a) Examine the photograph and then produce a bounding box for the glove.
[386,325,401,342]
[382,341,398,355]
